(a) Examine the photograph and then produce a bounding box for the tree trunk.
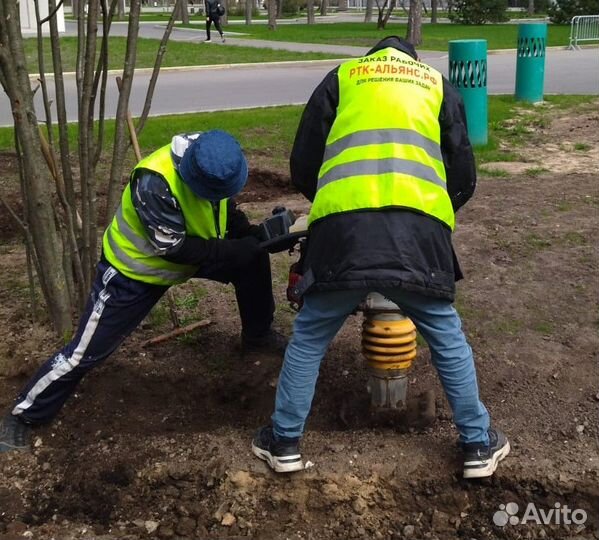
[245,0,252,24]
[528,0,534,16]
[406,0,422,46]
[0,0,73,335]
[307,0,315,23]
[268,0,276,29]
[319,0,328,16]
[77,0,101,290]
[174,0,190,23]
[1,0,181,337]
[377,0,395,29]
[117,0,126,20]
[382,0,396,27]
[376,0,387,29]
[106,0,141,221]
[364,0,373,22]
[431,0,437,23]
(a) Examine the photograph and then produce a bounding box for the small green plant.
[483,168,510,177]
[524,233,552,252]
[555,199,573,211]
[561,231,587,246]
[534,321,553,334]
[496,317,523,335]
[147,300,170,328]
[574,143,591,151]
[525,167,549,177]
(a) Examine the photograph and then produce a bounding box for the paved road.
[1,21,597,126]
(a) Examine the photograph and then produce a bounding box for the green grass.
[475,95,597,164]
[23,36,343,73]
[0,96,595,172]
[198,22,571,50]
[483,168,510,177]
[525,167,549,177]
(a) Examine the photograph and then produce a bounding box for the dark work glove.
[220,236,266,268]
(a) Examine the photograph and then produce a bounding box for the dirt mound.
[1,104,598,540]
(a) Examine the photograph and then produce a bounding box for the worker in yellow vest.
[252,37,510,478]
[0,130,285,453]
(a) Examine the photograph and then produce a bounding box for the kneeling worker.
[0,130,285,453]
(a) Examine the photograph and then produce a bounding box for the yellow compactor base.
[362,318,417,371]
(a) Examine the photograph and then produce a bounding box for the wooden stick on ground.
[141,319,212,348]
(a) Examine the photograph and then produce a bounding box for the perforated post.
[515,23,547,103]
[448,39,488,146]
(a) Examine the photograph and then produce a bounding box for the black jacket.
[290,36,476,301]
[205,0,222,17]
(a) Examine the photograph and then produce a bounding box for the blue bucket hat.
[178,130,248,201]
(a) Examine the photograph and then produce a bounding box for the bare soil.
[1,103,598,540]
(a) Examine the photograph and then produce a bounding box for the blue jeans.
[272,288,490,445]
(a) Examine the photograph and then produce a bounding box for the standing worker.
[251,36,510,478]
[204,0,226,43]
[0,129,286,453]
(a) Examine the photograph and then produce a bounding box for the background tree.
[319,0,328,16]
[268,0,277,28]
[173,0,190,24]
[364,0,374,22]
[375,0,397,29]
[406,0,422,45]
[0,0,72,335]
[0,0,184,336]
[548,0,599,23]
[448,0,508,24]
[307,0,315,23]
[245,0,253,24]
[431,0,438,22]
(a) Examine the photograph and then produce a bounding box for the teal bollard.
[448,39,488,146]
[515,23,547,102]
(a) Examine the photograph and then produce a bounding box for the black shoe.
[221,35,226,43]
[241,329,287,356]
[0,413,33,453]
[251,426,304,473]
[462,427,510,479]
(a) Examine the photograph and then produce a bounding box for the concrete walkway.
[1,20,596,126]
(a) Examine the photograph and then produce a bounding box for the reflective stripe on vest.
[309,48,455,230]
[102,145,228,285]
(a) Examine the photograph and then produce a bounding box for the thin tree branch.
[136,0,182,135]
[0,194,27,235]
[39,0,65,25]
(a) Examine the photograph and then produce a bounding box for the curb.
[28,58,347,79]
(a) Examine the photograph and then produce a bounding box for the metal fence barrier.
[568,15,599,50]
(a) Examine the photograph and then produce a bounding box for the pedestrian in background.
[251,36,510,479]
[204,0,225,43]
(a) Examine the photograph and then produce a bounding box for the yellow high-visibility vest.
[309,47,455,230]
[102,145,228,285]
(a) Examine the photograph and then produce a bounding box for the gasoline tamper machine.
[361,292,417,411]
[259,211,435,426]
